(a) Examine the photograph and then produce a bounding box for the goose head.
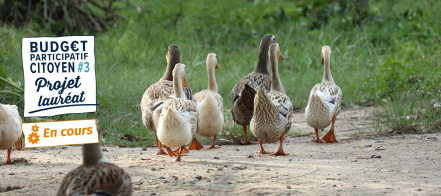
[321,45,331,65]
[163,44,182,81]
[166,44,182,66]
[269,43,285,61]
[173,63,188,87]
[206,53,219,70]
[260,34,276,50]
[259,34,276,57]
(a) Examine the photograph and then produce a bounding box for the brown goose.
[250,43,292,155]
[231,34,275,145]
[305,46,342,143]
[57,122,132,195]
[140,44,192,156]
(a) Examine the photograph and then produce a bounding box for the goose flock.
[0,34,342,195]
[140,34,343,161]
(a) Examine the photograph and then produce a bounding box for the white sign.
[22,119,99,148]
[22,36,97,117]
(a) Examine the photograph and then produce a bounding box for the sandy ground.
[1,107,441,196]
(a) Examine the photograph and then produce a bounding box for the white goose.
[0,104,23,164]
[190,53,224,150]
[156,63,198,161]
[305,46,342,143]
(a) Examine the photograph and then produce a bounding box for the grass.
[1,0,440,146]
[373,91,441,134]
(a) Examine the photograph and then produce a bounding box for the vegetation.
[1,0,440,146]
[0,0,149,35]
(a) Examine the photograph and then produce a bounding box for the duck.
[140,44,192,156]
[250,43,292,156]
[231,34,276,145]
[0,104,23,164]
[56,120,132,196]
[189,53,224,150]
[156,63,198,161]
[305,46,342,143]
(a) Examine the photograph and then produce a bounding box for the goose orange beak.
[279,54,285,60]
[215,64,219,69]
[182,78,189,87]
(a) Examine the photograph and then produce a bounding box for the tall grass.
[1,0,440,145]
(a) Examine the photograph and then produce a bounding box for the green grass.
[1,0,440,146]
[373,91,441,134]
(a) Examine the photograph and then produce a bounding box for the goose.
[0,104,23,164]
[156,63,198,161]
[140,44,192,156]
[57,121,132,195]
[305,46,342,143]
[190,53,223,150]
[231,34,276,145]
[250,43,292,155]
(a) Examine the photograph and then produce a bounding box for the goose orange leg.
[163,145,177,157]
[257,139,272,154]
[176,145,185,161]
[155,134,168,155]
[311,128,321,143]
[207,134,220,149]
[3,147,13,164]
[272,133,289,156]
[188,136,204,150]
[242,125,257,145]
[174,146,189,154]
[321,114,339,143]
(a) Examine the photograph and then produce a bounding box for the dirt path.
[1,108,440,195]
